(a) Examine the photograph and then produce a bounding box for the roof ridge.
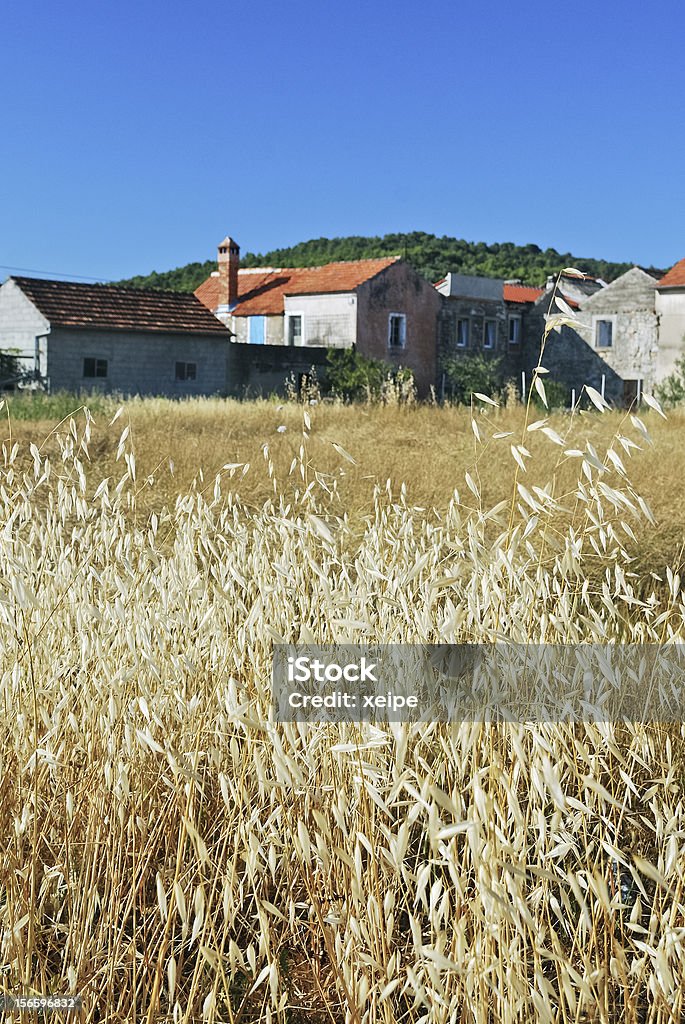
[238,255,400,275]
[10,274,198,298]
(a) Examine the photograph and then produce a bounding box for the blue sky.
[2,0,683,282]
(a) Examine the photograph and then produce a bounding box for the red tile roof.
[195,257,400,316]
[559,293,581,310]
[503,283,544,304]
[657,257,685,288]
[12,276,231,336]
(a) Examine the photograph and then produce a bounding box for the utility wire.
[0,264,112,283]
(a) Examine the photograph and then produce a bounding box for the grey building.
[0,276,232,397]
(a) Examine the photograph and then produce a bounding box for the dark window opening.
[623,379,641,409]
[175,361,197,381]
[288,315,302,346]
[388,313,406,348]
[83,358,107,378]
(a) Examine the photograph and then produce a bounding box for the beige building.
[655,257,685,380]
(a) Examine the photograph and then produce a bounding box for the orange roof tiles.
[503,283,544,304]
[195,257,400,316]
[657,257,685,288]
[13,276,231,335]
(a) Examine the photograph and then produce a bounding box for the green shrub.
[441,353,505,404]
[530,377,570,411]
[325,348,391,401]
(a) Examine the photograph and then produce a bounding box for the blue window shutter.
[249,316,266,344]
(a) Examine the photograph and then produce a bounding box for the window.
[175,361,197,381]
[83,357,107,378]
[483,320,497,350]
[388,313,407,349]
[456,319,469,348]
[287,315,303,346]
[508,315,521,345]
[595,319,613,348]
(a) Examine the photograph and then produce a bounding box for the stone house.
[0,276,232,396]
[434,274,545,395]
[574,267,660,403]
[515,267,659,405]
[435,273,507,364]
[432,264,683,406]
[195,238,442,396]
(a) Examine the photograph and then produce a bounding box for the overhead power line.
[0,264,112,283]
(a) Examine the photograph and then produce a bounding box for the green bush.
[530,377,571,411]
[441,353,505,404]
[325,349,391,401]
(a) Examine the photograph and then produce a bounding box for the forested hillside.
[119,231,655,292]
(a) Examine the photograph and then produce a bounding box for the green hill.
[117,231,658,292]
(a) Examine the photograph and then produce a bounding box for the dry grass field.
[2,391,685,1023]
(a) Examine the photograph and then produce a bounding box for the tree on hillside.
[117,232,653,293]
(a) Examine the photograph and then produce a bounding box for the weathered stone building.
[195,238,442,396]
[435,274,547,395]
[0,276,232,396]
[515,267,659,404]
[435,273,508,372]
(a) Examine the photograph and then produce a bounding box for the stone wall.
[520,309,625,404]
[575,267,659,393]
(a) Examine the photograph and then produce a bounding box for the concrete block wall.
[225,344,329,397]
[0,279,49,373]
[48,328,230,397]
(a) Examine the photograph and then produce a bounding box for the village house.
[436,263,685,407]
[434,273,545,394]
[655,257,685,380]
[195,238,442,396]
[0,276,232,396]
[4,241,685,407]
[513,267,659,405]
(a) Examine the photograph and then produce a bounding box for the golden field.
[2,392,685,1023]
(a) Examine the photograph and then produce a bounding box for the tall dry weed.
[0,387,683,1024]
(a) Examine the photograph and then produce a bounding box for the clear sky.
[2,0,684,282]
